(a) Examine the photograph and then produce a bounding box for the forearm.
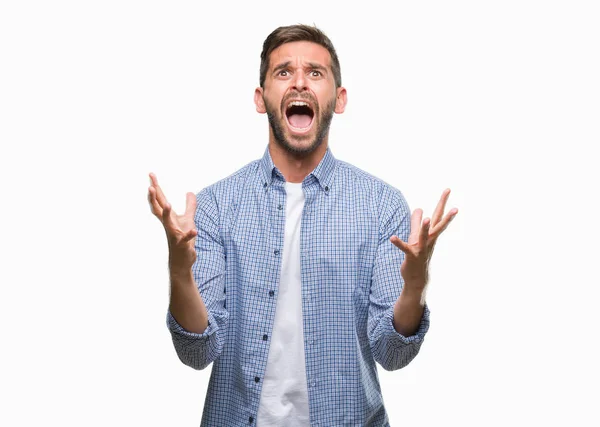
[169,267,209,334]
[166,265,228,371]
[393,282,427,337]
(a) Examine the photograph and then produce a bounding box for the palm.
[148,173,198,269]
[391,189,458,285]
[170,208,196,244]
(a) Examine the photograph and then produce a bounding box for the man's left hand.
[390,188,458,295]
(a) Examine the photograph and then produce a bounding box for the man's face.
[255,41,347,156]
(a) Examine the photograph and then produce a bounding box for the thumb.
[184,192,197,217]
[390,236,411,255]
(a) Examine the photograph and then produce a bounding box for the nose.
[291,70,307,91]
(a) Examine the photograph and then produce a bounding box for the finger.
[184,192,197,218]
[149,172,159,186]
[408,208,423,245]
[161,202,177,234]
[390,236,414,256]
[149,172,169,209]
[431,188,451,228]
[148,187,163,218]
[419,217,430,249]
[183,228,198,243]
[430,208,458,240]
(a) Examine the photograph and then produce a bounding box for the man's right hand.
[148,173,198,273]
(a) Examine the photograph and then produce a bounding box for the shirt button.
[263,183,267,188]
[278,204,283,210]
[263,334,268,341]
[249,416,254,423]
[255,376,260,383]
[274,249,280,255]
[325,186,329,191]
[269,290,274,297]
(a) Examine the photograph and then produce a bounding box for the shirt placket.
[299,178,322,426]
[248,176,288,425]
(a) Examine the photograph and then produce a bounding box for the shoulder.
[196,159,259,215]
[335,159,409,215]
[202,159,258,196]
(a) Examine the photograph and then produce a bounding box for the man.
[148,24,457,426]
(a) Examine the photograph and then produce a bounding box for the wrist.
[400,281,428,304]
[168,250,195,276]
[169,266,194,285]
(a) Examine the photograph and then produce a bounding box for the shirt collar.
[259,144,337,195]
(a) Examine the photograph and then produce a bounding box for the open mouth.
[284,100,315,134]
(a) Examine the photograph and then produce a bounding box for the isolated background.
[1,1,599,426]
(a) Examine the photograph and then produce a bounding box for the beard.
[264,94,336,157]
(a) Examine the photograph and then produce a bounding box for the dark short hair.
[259,24,342,89]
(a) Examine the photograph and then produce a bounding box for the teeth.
[288,101,310,108]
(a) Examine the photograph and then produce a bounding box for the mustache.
[280,93,318,110]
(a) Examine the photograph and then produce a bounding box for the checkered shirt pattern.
[167,145,430,426]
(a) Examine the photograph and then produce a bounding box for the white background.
[1,1,599,426]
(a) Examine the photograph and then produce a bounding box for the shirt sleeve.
[165,187,228,370]
[368,187,430,371]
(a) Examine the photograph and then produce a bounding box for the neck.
[268,134,329,184]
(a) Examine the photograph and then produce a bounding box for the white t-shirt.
[256,181,310,426]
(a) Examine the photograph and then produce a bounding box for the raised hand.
[390,188,458,292]
[148,173,198,272]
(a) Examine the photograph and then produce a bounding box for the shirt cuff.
[388,303,430,346]
[166,309,216,339]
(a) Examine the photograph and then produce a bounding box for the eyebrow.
[272,61,329,74]
[272,61,292,74]
[307,62,327,72]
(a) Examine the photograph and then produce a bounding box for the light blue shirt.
[167,145,430,426]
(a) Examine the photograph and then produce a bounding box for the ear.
[254,87,267,114]
[334,87,347,114]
